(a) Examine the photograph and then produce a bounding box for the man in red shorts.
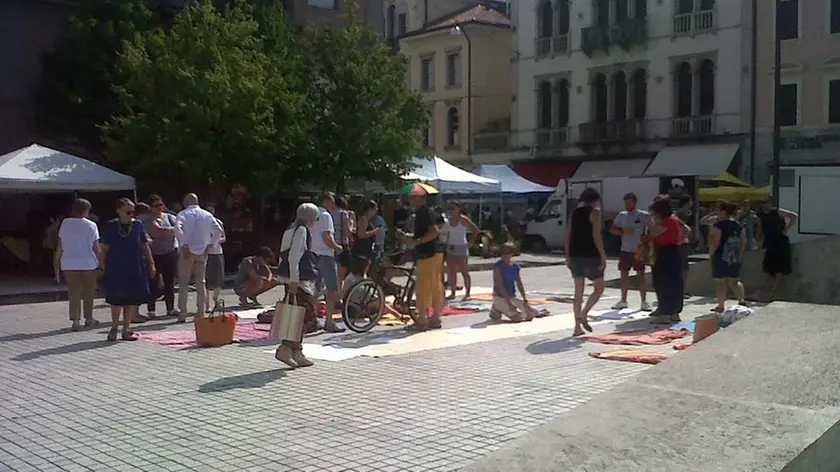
[609,193,652,311]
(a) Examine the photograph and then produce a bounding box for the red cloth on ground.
[584,328,690,346]
[654,215,683,246]
[589,350,669,365]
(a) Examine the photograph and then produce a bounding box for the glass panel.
[778,0,798,40]
[829,80,840,124]
[778,83,798,127]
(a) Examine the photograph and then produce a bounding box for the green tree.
[103,0,303,192]
[295,25,428,192]
[37,0,155,150]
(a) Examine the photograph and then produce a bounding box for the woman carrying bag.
[274,203,321,368]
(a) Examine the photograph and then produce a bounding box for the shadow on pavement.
[13,340,116,361]
[525,336,584,355]
[198,368,287,393]
[0,327,73,343]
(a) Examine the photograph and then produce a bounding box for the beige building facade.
[752,0,840,181]
[398,4,512,165]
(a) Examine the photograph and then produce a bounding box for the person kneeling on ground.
[234,247,279,306]
[490,243,536,322]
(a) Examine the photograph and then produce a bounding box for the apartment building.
[501,0,749,186]
[383,0,477,46]
[399,3,512,164]
[752,0,840,183]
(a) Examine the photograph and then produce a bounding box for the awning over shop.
[510,161,578,187]
[0,144,135,192]
[571,158,651,181]
[645,143,740,178]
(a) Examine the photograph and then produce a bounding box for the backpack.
[719,227,742,265]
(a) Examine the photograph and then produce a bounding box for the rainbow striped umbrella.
[401,182,439,196]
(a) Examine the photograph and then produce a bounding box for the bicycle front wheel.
[341,279,385,333]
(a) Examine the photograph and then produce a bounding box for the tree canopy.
[38,0,155,150]
[42,0,428,194]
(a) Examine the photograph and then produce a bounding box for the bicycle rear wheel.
[341,279,385,333]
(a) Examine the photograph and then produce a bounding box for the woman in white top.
[275,203,321,368]
[444,201,480,300]
[54,199,101,331]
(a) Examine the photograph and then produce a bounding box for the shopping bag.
[634,238,656,266]
[269,293,306,342]
[194,300,239,347]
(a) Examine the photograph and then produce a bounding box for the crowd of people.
[52,186,798,368]
[564,189,798,336]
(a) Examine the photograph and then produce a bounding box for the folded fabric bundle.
[584,328,690,346]
[589,349,669,365]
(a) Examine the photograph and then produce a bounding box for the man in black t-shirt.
[404,193,444,331]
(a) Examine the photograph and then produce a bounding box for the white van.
[524,177,660,252]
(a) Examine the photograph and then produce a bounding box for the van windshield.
[539,200,563,218]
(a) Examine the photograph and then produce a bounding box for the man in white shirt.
[313,193,345,333]
[175,193,223,322]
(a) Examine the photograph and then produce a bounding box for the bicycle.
[341,250,417,333]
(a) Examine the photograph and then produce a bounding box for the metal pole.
[748,0,757,184]
[771,0,782,206]
[466,29,472,161]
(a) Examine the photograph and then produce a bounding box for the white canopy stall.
[475,165,554,194]
[0,144,135,192]
[404,156,501,194]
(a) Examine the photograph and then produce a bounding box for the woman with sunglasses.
[100,198,156,341]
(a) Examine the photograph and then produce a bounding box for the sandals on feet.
[405,322,428,332]
[428,317,442,329]
[107,328,118,342]
[121,331,138,341]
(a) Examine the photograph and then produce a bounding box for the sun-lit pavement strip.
[0,267,716,471]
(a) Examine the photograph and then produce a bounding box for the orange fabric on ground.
[584,329,690,346]
[589,350,669,365]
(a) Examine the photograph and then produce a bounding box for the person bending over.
[233,247,279,306]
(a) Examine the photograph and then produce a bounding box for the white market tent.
[0,144,135,192]
[475,165,555,194]
[403,156,501,194]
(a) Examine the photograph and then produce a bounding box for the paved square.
[0,266,724,471]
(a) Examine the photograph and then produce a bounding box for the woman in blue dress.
[101,198,156,341]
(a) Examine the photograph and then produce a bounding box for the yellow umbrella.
[707,172,752,187]
[699,185,770,203]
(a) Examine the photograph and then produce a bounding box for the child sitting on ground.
[342,255,403,319]
[490,242,537,322]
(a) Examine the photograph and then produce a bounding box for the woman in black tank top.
[565,187,606,337]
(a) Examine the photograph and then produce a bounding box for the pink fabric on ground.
[584,328,690,346]
[139,322,271,347]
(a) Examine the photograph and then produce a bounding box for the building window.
[537,81,552,128]
[447,107,460,146]
[421,57,434,91]
[616,0,628,22]
[698,59,715,115]
[386,5,395,39]
[778,0,798,40]
[593,73,608,122]
[307,0,336,9]
[595,0,609,27]
[829,79,840,124]
[778,83,798,127]
[613,71,627,120]
[422,122,432,148]
[831,0,840,34]
[446,52,461,87]
[675,62,692,117]
[397,13,407,36]
[557,0,570,35]
[557,79,570,126]
[635,0,647,18]
[632,68,647,119]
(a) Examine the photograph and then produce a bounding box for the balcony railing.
[535,34,570,57]
[609,18,647,49]
[535,36,551,56]
[670,115,714,137]
[473,132,510,152]
[673,9,716,36]
[581,26,610,56]
[578,119,647,144]
[553,34,569,54]
[535,127,570,148]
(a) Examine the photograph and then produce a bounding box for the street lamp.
[771,0,782,206]
[450,23,472,159]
